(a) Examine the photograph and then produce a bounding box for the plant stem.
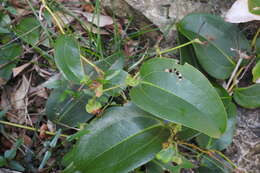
[159,38,203,54]
[0,120,68,138]
[251,28,260,49]
[212,149,238,169]
[103,84,123,92]
[80,55,104,76]
[227,66,245,93]
[41,0,65,34]
[225,57,243,92]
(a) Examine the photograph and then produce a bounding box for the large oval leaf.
[177,13,249,79]
[177,84,233,142]
[54,35,84,83]
[130,58,227,138]
[63,103,169,173]
[233,84,260,108]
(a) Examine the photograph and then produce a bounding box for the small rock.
[103,0,235,38]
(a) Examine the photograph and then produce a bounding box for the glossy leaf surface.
[233,84,260,108]
[130,58,227,138]
[196,102,237,151]
[64,103,169,173]
[178,32,201,69]
[178,13,249,79]
[177,84,233,142]
[54,35,84,83]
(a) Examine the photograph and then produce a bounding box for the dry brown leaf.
[22,134,33,148]
[47,120,56,133]
[39,124,48,139]
[0,78,7,86]
[55,12,75,27]
[11,75,30,124]
[73,10,113,27]
[29,85,48,99]
[83,12,113,27]
[12,62,31,78]
[83,4,94,13]
[0,87,11,109]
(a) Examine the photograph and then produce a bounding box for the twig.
[251,28,260,49]
[225,57,243,91]
[159,38,203,54]
[41,0,65,34]
[0,120,68,138]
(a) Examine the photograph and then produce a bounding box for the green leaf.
[233,84,260,108]
[176,126,200,141]
[54,35,85,83]
[8,160,25,172]
[126,74,140,87]
[83,51,125,78]
[169,156,194,173]
[176,84,232,142]
[130,58,227,138]
[0,156,6,167]
[252,60,260,83]
[177,13,249,79]
[213,83,232,108]
[0,13,11,27]
[156,145,175,163]
[147,156,194,173]
[178,32,201,69]
[196,102,237,151]
[0,26,10,34]
[198,157,230,173]
[4,138,23,160]
[248,0,260,15]
[4,149,16,160]
[85,98,102,114]
[0,43,22,81]
[256,38,260,56]
[64,103,169,173]
[66,129,89,142]
[46,87,93,127]
[13,17,40,45]
[0,110,7,120]
[104,69,128,96]
[146,161,165,173]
